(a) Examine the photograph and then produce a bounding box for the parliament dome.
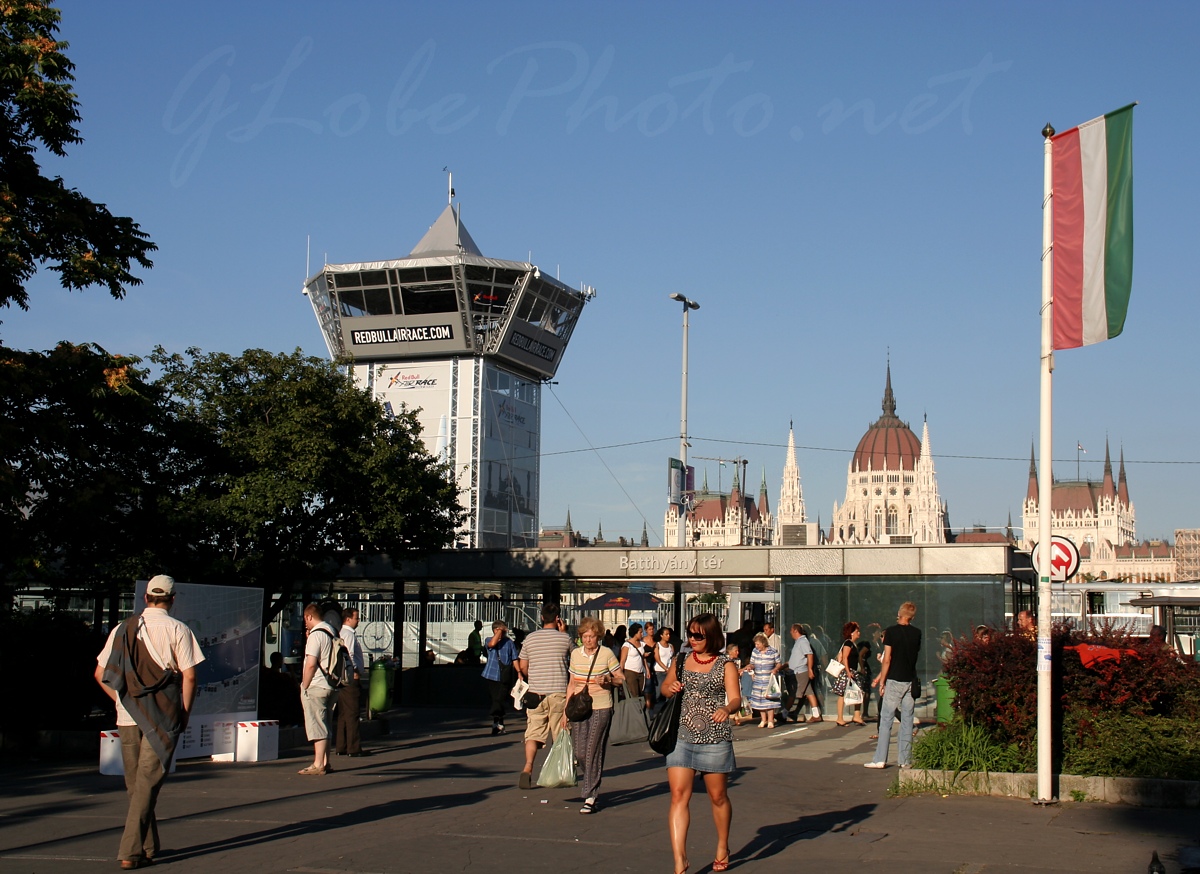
[851,367,921,472]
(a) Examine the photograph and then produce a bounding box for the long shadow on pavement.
[163,786,503,862]
[735,803,877,863]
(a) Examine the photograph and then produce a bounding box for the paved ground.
[1,710,1197,874]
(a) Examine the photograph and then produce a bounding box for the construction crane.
[692,455,748,495]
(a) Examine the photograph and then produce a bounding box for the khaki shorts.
[302,685,337,741]
[523,692,566,745]
[793,670,814,699]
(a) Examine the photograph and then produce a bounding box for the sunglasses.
[687,631,706,640]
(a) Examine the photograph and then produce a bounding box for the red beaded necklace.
[690,652,718,665]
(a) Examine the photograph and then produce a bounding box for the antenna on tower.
[305,235,310,281]
[444,166,455,205]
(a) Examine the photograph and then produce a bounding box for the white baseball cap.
[147,574,176,596]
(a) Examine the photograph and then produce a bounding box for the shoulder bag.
[648,657,686,755]
[565,647,600,722]
[609,673,650,745]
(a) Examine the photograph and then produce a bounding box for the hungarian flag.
[1051,104,1135,350]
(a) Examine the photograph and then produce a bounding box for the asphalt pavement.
[1,709,1197,874]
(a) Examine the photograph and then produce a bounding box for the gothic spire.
[640,521,649,547]
[881,360,897,418]
[1026,442,1039,503]
[758,466,770,518]
[1118,446,1130,505]
[1102,438,1116,498]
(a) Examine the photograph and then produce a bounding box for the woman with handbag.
[562,616,624,815]
[834,622,867,726]
[747,633,782,729]
[658,613,741,874]
[620,623,648,700]
[482,620,519,735]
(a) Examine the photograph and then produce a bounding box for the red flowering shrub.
[941,629,1036,747]
[938,622,1200,777]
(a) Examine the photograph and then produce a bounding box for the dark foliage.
[938,622,1200,778]
[0,607,110,732]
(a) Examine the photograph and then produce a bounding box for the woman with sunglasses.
[658,613,741,874]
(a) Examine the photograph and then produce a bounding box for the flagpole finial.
[1042,123,1055,139]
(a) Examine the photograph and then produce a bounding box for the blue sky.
[7,1,1199,547]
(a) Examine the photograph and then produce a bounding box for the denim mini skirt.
[665,739,736,773]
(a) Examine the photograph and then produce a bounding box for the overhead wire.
[545,384,664,545]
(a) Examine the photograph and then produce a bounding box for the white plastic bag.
[844,680,864,705]
[510,675,529,711]
[766,673,782,699]
[536,729,576,788]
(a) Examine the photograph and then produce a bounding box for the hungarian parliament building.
[652,367,1180,583]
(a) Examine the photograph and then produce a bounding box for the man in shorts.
[516,603,571,789]
[299,602,339,775]
[786,623,822,723]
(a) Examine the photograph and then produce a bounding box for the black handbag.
[565,647,600,722]
[648,657,685,755]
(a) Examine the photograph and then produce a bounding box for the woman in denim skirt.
[658,613,741,874]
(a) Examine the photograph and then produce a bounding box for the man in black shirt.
[864,601,921,769]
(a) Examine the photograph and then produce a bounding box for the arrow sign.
[1031,536,1081,583]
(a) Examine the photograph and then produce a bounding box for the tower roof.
[409,204,483,257]
[851,364,921,472]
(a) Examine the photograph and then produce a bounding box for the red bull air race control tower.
[304,194,594,548]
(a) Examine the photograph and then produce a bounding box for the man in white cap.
[95,575,205,869]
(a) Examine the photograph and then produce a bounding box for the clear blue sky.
[7,1,1199,547]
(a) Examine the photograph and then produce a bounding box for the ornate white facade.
[1021,442,1174,582]
[830,368,947,545]
[776,424,820,545]
[666,467,773,547]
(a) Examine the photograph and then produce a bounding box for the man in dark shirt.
[865,601,921,769]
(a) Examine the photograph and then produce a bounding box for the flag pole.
[1037,121,1056,804]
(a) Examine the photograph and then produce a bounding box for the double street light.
[669,293,700,548]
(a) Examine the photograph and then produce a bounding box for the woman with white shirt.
[620,623,647,700]
[653,627,676,697]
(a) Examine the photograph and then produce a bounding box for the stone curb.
[898,767,1200,808]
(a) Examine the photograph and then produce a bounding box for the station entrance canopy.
[336,543,1022,596]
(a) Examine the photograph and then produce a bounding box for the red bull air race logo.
[496,400,527,426]
[387,371,438,390]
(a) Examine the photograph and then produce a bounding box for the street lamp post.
[669,292,699,549]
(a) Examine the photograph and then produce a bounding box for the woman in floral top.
[658,613,741,874]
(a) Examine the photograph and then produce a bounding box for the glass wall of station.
[781,574,1009,713]
[477,363,540,548]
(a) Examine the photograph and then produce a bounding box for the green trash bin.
[933,675,955,724]
[369,658,393,713]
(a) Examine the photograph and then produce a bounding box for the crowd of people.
[94,584,923,872]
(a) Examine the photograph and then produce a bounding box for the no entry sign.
[1031,536,1081,582]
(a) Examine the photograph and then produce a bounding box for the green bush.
[926,623,1200,779]
[1062,712,1200,780]
[913,720,1030,774]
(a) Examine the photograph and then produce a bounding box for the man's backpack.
[314,627,352,689]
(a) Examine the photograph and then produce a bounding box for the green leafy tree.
[151,347,464,620]
[0,0,155,315]
[0,342,175,609]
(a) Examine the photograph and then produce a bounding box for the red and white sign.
[1031,536,1081,582]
